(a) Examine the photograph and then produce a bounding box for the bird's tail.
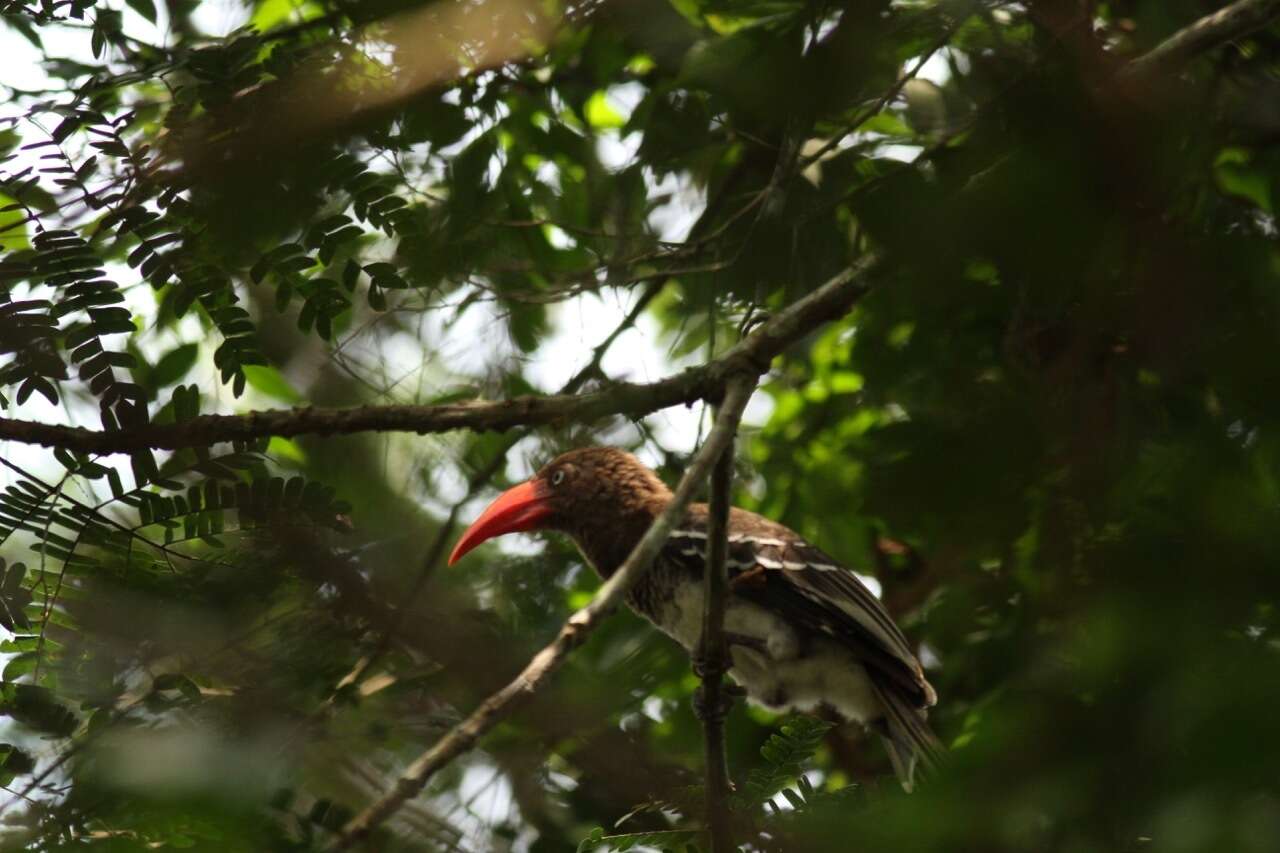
[868,674,944,792]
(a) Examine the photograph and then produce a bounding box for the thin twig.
[324,377,757,851]
[801,21,959,168]
[699,434,735,852]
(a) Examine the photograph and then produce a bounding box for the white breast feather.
[654,579,882,724]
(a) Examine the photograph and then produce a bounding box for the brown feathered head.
[448,447,672,565]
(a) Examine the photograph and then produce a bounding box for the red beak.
[448,479,554,565]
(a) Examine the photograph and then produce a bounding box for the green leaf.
[250,0,297,30]
[267,436,307,464]
[150,343,199,388]
[0,194,30,251]
[124,0,157,23]
[780,787,806,810]
[1215,148,1272,211]
[585,91,626,129]
[242,365,303,404]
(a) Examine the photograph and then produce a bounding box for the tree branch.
[1122,0,1280,81]
[699,433,735,852]
[0,258,876,456]
[323,377,757,851]
[311,282,668,714]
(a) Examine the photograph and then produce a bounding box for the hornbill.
[448,447,941,787]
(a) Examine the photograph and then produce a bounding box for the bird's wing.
[666,508,934,708]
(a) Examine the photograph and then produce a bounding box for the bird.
[448,446,941,788]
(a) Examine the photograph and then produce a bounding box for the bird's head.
[448,446,672,565]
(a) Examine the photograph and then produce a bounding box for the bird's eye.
[549,469,566,487]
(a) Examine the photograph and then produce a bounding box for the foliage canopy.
[1,0,1279,850]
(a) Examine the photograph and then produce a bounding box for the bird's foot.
[725,632,768,654]
[692,681,747,723]
[690,645,716,680]
[692,634,767,679]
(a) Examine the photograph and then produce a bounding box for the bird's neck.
[568,503,664,578]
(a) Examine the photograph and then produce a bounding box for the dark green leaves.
[124,0,157,24]
[150,343,200,389]
[0,560,32,632]
[1,683,77,737]
[0,744,35,787]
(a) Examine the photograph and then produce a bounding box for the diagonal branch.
[308,282,668,718]
[324,377,757,851]
[699,432,736,852]
[1122,0,1280,81]
[0,258,877,456]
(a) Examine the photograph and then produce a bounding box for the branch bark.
[324,377,757,851]
[699,434,735,852]
[1122,0,1280,81]
[0,258,875,455]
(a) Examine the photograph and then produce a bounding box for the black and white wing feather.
[664,506,943,784]
[666,507,935,709]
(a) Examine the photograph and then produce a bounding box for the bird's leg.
[724,632,768,654]
[693,680,747,723]
[691,632,767,678]
[691,635,755,723]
